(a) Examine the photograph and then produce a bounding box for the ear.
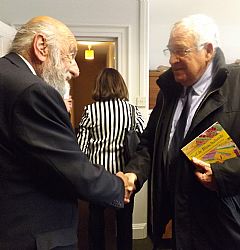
[204,43,214,62]
[32,33,48,62]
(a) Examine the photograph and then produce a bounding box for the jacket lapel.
[185,68,228,142]
[186,92,226,141]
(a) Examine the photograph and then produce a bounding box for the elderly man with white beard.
[0,16,130,250]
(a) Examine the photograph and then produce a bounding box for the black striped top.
[77,99,144,173]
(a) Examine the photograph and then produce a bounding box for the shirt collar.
[192,61,213,96]
[17,54,37,75]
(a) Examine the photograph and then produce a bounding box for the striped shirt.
[77,99,144,173]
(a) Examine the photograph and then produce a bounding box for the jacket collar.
[156,68,182,98]
[4,52,33,73]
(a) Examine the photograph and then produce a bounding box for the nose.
[169,53,180,65]
[69,60,80,78]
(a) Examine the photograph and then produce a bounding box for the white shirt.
[168,61,213,147]
[17,54,36,75]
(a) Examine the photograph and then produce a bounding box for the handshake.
[116,172,137,203]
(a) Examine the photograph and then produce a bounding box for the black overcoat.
[125,48,240,249]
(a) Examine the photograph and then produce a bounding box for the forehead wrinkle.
[169,29,197,48]
[170,25,199,46]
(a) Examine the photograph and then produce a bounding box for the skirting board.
[133,223,147,239]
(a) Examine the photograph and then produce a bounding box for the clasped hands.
[116,172,137,203]
[116,157,218,203]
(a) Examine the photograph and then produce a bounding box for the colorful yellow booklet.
[181,122,240,163]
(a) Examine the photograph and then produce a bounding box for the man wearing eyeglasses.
[124,14,240,249]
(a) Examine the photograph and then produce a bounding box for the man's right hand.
[124,173,137,202]
[116,172,137,203]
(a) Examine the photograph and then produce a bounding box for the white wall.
[149,0,240,69]
[0,21,16,57]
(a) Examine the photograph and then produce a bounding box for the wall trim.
[133,222,148,239]
[69,24,130,88]
[139,0,149,108]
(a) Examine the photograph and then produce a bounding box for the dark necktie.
[168,87,192,163]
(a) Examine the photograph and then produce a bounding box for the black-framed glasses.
[163,44,205,58]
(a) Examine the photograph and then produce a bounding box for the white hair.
[171,14,220,49]
[9,21,60,55]
[9,20,68,97]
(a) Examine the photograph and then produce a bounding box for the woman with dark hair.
[77,68,144,250]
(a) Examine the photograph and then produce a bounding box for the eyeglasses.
[163,44,204,58]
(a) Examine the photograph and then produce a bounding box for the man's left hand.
[192,157,218,192]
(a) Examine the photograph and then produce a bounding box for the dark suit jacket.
[0,53,124,250]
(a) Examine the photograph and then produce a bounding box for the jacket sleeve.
[11,82,124,208]
[212,157,240,197]
[124,97,162,190]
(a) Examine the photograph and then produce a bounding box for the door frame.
[70,24,130,86]
[69,1,149,239]
[69,0,149,108]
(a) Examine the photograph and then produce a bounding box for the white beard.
[40,48,72,98]
[41,62,67,97]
